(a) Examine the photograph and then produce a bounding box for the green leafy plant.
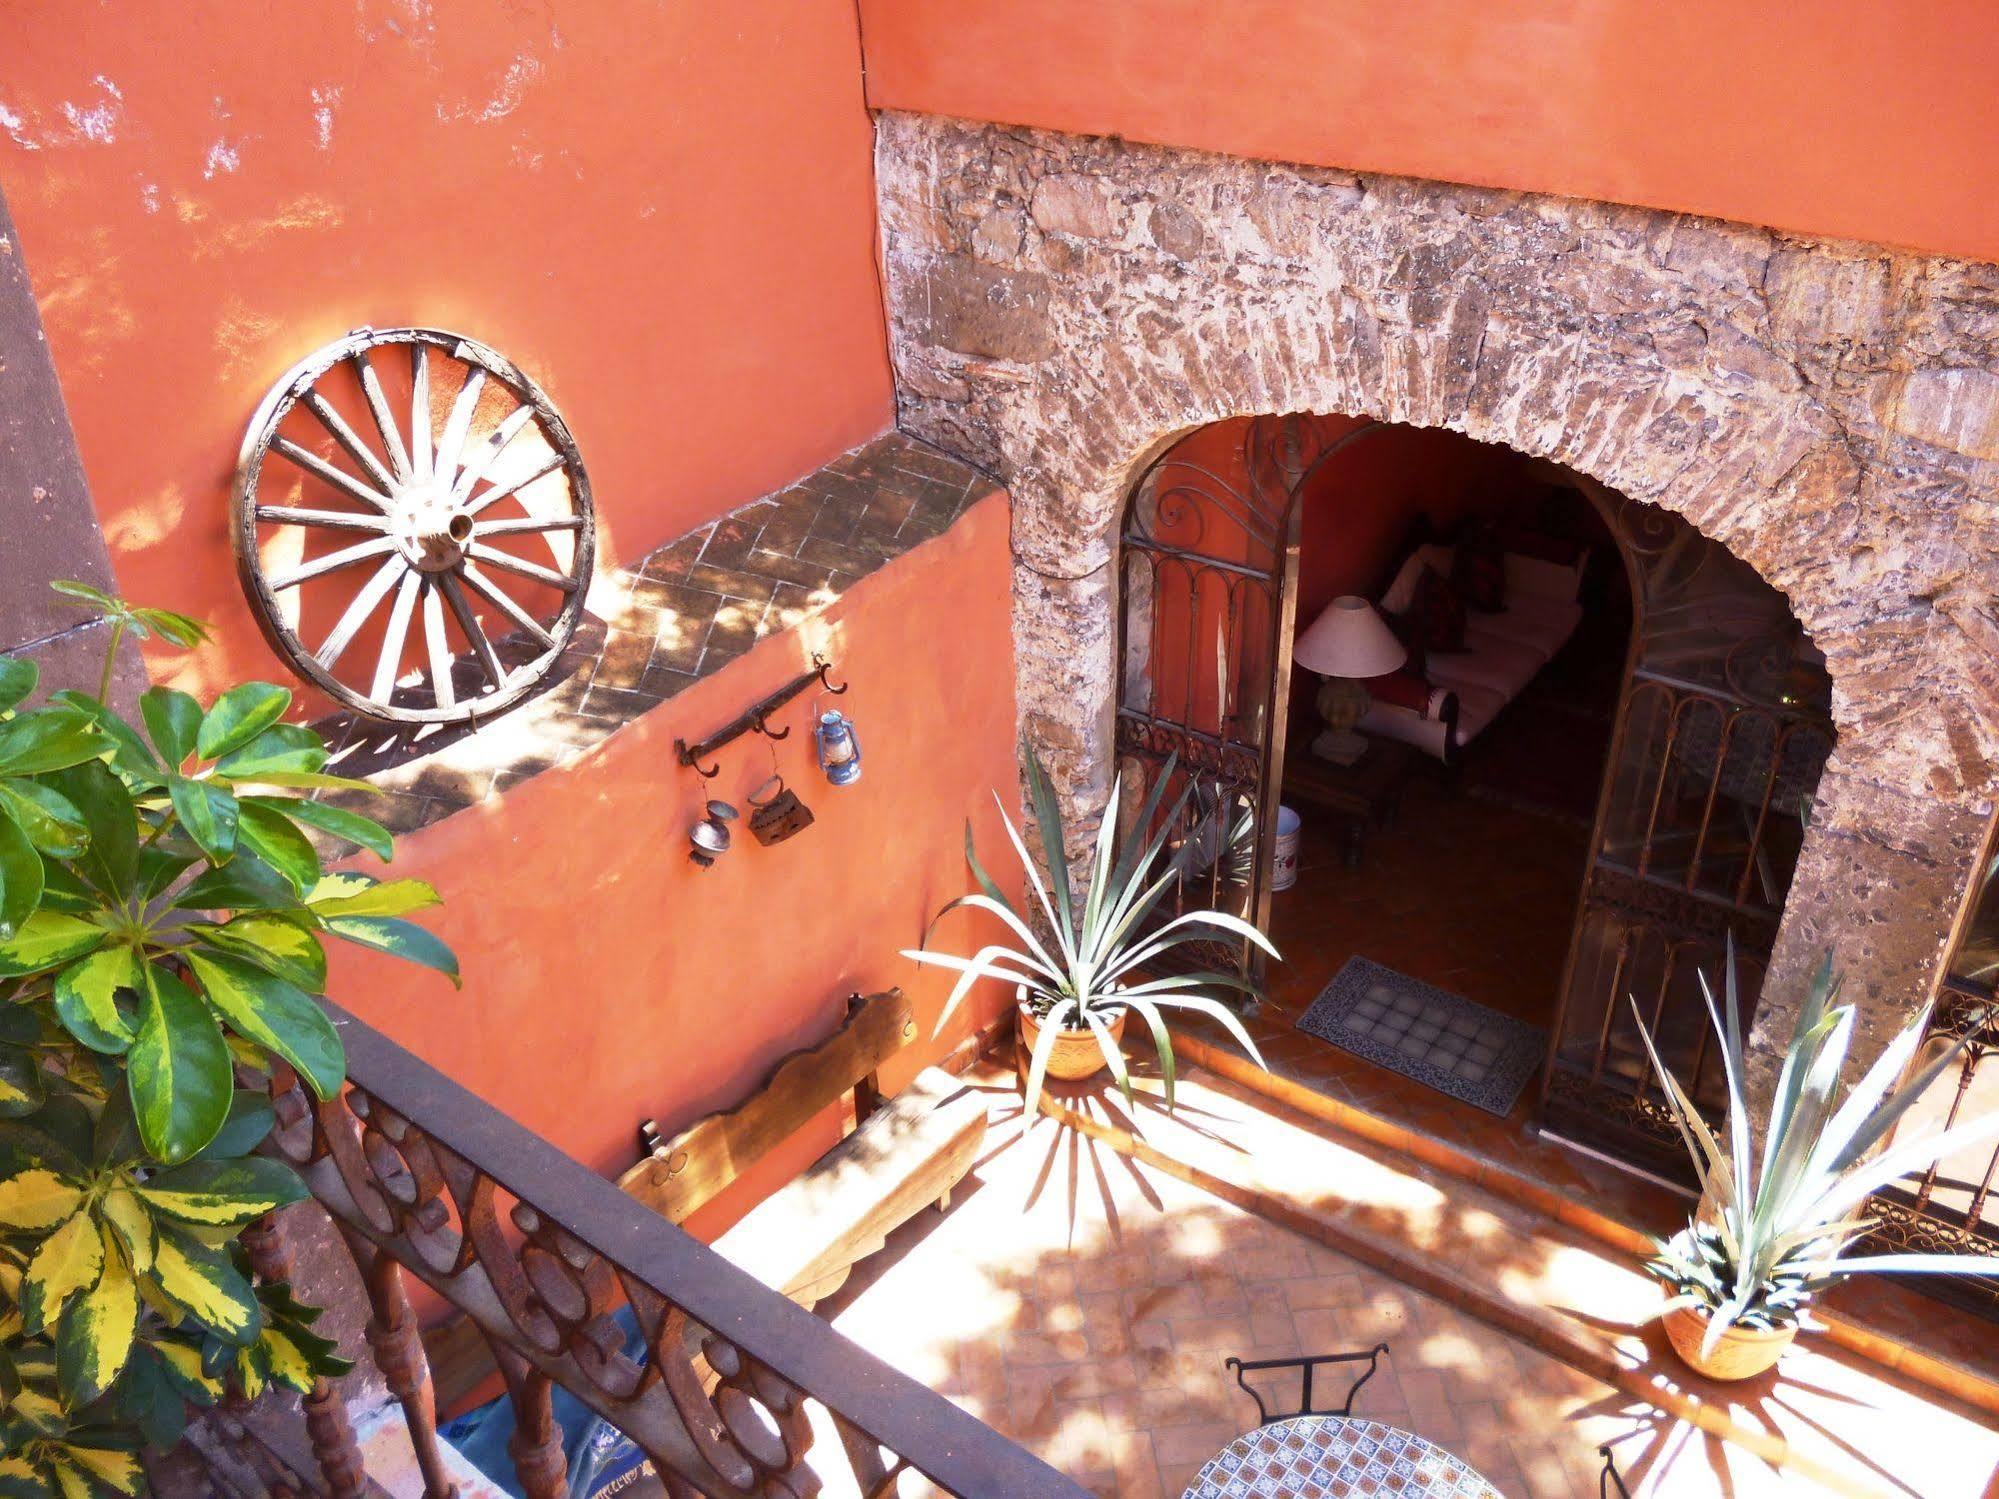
[1635,940,1999,1360]
[904,744,1273,1116]
[0,585,458,1494]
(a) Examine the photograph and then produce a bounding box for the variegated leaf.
[22,1209,103,1335]
[150,1338,225,1404]
[56,1225,137,1405]
[305,872,439,919]
[60,1446,142,1497]
[148,1228,261,1345]
[0,1138,86,1231]
[97,1187,156,1274]
[136,1156,307,1229]
[52,945,141,1054]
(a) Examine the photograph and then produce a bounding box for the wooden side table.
[1281,735,1415,870]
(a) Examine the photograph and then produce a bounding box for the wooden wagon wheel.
[233,327,595,726]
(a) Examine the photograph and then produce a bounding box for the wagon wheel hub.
[393,485,476,573]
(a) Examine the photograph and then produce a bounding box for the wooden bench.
[618,987,989,1309]
[426,988,988,1413]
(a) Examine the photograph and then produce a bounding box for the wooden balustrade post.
[241,1212,369,1498]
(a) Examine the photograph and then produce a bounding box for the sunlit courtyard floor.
[816,1072,1999,1498]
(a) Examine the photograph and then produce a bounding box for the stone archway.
[875,111,1999,1084]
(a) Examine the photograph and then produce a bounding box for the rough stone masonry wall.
[875,110,1999,1091]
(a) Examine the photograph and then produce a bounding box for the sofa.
[1356,541,1589,762]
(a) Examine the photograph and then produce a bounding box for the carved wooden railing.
[241,1000,1085,1498]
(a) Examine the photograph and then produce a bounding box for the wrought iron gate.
[1538,487,1836,1175]
[1861,827,1999,1319]
[1114,416,1381,978]
[1114,420,1834,1185]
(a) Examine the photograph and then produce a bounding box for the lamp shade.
[1293,595,1408,679]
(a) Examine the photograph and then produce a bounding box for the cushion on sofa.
[1451,530,1508,613]
[1380,545,1455,615]
[1410,567,1468,653]
[1504,548,1587,603]
[1426,636,1546,703]
[1465,593,1584,663]
[1367,668,1440,715]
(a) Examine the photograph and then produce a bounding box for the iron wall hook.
[674,739,723,778]
[753,711,792,743]
[814,655,849,695]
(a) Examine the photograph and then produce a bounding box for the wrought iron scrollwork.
[257,1003,1085,1498]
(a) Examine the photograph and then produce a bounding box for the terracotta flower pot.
[1016,990,1127,1083]
[1661,1301,1796,1381]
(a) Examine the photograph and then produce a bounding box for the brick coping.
[299,431,997,843]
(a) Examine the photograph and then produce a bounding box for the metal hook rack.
[674,655,847,778]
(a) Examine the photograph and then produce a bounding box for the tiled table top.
[300,431,993,843]
[1182,1415,1502,1498]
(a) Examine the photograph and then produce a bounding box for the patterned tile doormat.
[1296,957,1546,1116]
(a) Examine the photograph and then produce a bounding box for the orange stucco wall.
[3,1,894,696]
[326,490,1021,1231]
[857,0,1999,265]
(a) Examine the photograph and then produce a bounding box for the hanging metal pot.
[688,800,738,869]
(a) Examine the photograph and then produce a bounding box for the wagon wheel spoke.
[254,506,390,533]
[435,368,487,486]
[474,515,585,537]
[271,437,395,514]
[461,561,558,651]
[409,345,434,482]
[371,569,426,703]
[351,350,413,484]
[438,571,508,691]
[422,579,456,710]
[465,543,578,593]
[267,536,399,592]
[450,403,537,503]
[317,557,410,670]
[302,391,400,494]
[465,451,566,516]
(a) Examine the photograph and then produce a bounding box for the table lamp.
[1293,595,1407,765]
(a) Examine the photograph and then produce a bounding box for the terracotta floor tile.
[817,1093,1999,1499]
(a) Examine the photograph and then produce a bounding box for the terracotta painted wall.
[1295,420,1532,625]
[857,0,1999,264]
[325,491,1022,1237]
[2,1,895,699]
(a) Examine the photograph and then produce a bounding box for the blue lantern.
[814,708,862,786]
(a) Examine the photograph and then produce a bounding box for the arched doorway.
[1115,413,1835,1180]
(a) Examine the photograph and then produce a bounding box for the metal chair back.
[1599,1444,1631,1497]
[1223,1344,1390,1426]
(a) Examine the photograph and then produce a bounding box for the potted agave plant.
[904,745,1273,1115]
[1634,941,1999,1381]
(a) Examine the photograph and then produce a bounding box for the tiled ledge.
[308,432,996,840]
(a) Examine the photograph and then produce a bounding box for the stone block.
[1031,174,1121,239]
[909,254,1057,364]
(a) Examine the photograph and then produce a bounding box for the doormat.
[1296,957,1545,1117]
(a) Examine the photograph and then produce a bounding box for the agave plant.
[1634,939,1999,1358]
[905,745,1274,1115]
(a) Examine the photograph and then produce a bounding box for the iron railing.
[228,1000,1084,1498]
